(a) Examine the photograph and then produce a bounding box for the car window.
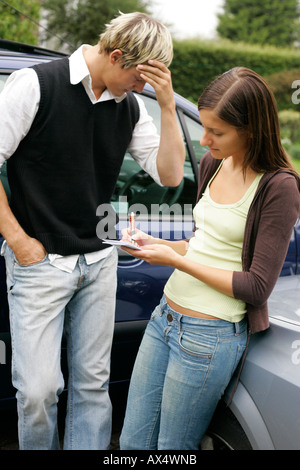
[136,93,183,136]
[183,113,207,162]
[111,94,200,222]
[0,74,8,93]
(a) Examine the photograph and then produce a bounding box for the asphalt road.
[0,407,18,450]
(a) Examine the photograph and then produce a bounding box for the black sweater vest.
[7,57,139,255]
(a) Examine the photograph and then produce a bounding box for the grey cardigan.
[196,152,300,334]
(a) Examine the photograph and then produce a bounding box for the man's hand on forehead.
[136,60,174,109]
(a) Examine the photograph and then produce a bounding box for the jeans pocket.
[150,304,162,321]
[178,329,216,370]
[14,253,48,268]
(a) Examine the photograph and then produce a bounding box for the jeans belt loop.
[234,321,240,336]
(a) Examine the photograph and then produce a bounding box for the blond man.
[0,12,185,449]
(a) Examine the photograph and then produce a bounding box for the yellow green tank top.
[164,165,263,322]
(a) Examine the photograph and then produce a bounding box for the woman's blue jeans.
[120,295,248,450]
[4,244,118,450]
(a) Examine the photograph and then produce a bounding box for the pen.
[129,212,136,240]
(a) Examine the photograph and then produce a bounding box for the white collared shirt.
[0,45,161,272]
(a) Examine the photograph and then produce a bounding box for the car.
[0,40,300,450]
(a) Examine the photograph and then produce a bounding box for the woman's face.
[199,109,249,162]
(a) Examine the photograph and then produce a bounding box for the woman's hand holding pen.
[121,227,154,247]
[121,236,179,267]
[120,226,188,267]
[121,231,234,296]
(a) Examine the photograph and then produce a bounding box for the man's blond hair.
[98,11,173,68]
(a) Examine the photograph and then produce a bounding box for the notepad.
[101,239,142,250]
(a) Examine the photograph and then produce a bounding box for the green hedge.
[171,39,300,109]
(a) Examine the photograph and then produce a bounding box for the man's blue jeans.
[4,244,118,450]
[120,295,248,450]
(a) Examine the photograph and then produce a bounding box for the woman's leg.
[157,309,248,449]
[120,298,171,450]
[121,295,248,450]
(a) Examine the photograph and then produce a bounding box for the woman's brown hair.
[198,67,298,177]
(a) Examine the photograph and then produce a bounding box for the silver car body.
[225,275,300,449]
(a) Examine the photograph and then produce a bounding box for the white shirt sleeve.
[127,94,162,186]
[0,68,40,169]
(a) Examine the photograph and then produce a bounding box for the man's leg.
[4,245,73,449]
[63,249,118,450]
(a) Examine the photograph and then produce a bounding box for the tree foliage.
[171,38,300,108]
[217,0,300,47]
[41,0,152,52]
[0,0,40,45]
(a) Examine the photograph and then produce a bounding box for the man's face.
[107,62,146,97]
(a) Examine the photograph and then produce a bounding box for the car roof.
[0,39,66,71]
[0,39,67,58]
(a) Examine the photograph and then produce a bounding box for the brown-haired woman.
[120,67,300,450]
